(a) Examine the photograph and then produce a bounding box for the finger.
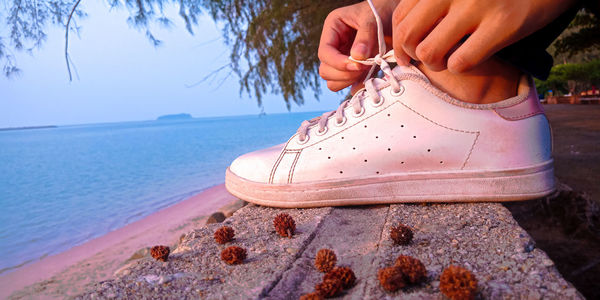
[415,10,476,71]
[392,0,418,65]
[396,0,449,61]
[350,17,378,61]
[318,17,357,71]
[319,63,366,82]
[447,20,510,73]
[318,36,355,71]
[327,80,355,92]
[392,0,419,25]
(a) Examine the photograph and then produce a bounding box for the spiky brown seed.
[378,266,406,292]
[394,255,427,284]
[390,224,413,245]
[315,279,343,298]
[299,292,324,300]
[150,245,170,262]
[214,226,235,244]
[323,267,356,289]
[315,249,337,273]
[439,265,478,300]
[273,213,296,238]
[220,246,247,265]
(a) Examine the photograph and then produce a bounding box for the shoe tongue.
[392,64,430,83]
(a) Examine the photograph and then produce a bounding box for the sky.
[0,0,343,128]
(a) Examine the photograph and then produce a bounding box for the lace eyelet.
[335,116,347,127]
[297,135,309,145]
[371,96,384,107]
[389,85,404,97]
[352,107,365,118]
[315,126,328,136]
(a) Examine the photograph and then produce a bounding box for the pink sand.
[0,184,237,299]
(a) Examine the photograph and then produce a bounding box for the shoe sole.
[225,160,556,208]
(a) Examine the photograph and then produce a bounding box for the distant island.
[156,113,193,121]
[0,125,57,131]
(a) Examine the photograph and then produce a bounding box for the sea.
[0,112,321,274]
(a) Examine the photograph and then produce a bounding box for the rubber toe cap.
[228,143,285,183]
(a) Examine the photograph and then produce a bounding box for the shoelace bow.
[297,0,402,142]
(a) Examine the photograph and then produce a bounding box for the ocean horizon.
[0,111,323,274]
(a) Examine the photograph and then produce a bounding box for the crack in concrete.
[259,207,333,298]
[358,205,391,299]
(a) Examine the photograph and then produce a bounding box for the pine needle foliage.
[201,0,358,108]
[553,9,600,60]
[0,0,358,107]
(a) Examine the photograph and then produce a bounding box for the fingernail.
[347,63,361,71]
[352,43,368,58]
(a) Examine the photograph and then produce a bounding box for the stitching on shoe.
[461,132,480,170]
[269,149,288,184]
[285,99,479,175]
[396,101,480,169]
[270,131,302,184]
[493,110,541,121]
[288,151,302,184]
[270,150,301,184]
[397,101,479,135]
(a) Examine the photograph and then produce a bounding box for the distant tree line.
[536,9,600,96]
[535,59,600,96]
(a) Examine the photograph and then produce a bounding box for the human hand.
[318,0,398,94]
[392,0,577,73]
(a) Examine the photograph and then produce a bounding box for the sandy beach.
[0,184,240,299]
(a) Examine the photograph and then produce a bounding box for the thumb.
[350,19,377,61]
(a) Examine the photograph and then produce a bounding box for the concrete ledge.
[76,202,582,299]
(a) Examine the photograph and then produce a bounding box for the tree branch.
[185,63,231,88]
[65,0,82,81]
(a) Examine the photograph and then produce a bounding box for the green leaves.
[553,10,600,59]
[536,59,600,96]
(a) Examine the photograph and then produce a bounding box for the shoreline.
[0,186,213,276]
[0,183,239,299]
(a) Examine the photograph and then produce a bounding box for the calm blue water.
[0,112,320,273]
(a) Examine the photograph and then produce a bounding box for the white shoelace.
[297,0,401,142]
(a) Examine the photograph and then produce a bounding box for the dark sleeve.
[495,3,582,80]
[584,0,599,15]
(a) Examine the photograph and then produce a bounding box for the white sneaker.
[225,64,554,207]
[225,0,554,208]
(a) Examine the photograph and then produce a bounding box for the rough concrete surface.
[76,201,582,299]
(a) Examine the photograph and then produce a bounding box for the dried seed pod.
[273,213,296,238]
[299,292,324,300]
[315,249,337,273]
[439,265,478,300]
[390,224,413,245]
[394,255,427,284]
[323,266,356,289]
[378,266,406,292]
[214,226,235,244]
[220,246,247,265]
[150,245,170,262]
[315,279,343,298]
